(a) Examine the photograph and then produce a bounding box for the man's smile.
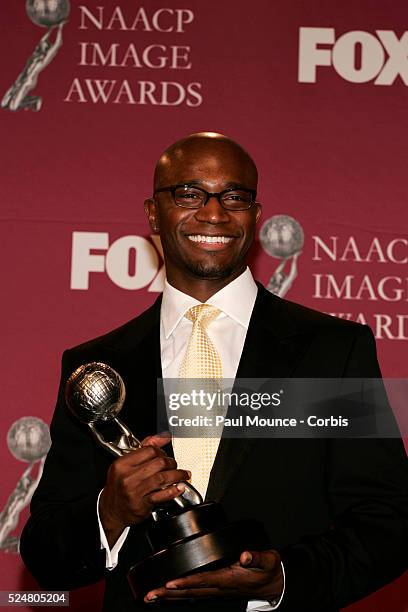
[185,233,236,249]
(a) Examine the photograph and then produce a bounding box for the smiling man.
[145,134,261,299]
[21,133,408,612]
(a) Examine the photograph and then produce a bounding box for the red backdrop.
[1,1,407,610]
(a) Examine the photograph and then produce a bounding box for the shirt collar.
[161,267,258,339]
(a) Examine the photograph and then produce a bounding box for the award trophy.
[65,362,267,599]
[0,417,51,552]
[2,0,70,112]
[259,215,304,298]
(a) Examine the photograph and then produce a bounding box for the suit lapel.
[206,285,310,502]
[107,297,163,443]
[112,297,177,459]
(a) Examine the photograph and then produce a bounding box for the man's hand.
[99,433,190,547]
[144,549,284,604]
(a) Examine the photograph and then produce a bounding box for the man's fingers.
[148,482,187,505]
[144,587,222,602]
[163,566,239,590]
[240,551,253,567]
[141,432,171,448]
[109,445,165,472]
[143,552,283,603]
[239,549,280,572]
[144,469,191,496]
[125,455,177,483]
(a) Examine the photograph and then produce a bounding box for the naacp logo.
[260,215,304,298]
[2,0,70,112]
[0,417,50,553]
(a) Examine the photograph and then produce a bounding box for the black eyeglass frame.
[153,184,258,211]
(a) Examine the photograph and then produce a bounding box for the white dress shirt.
[98,268,284,609]
[160,266,257,380]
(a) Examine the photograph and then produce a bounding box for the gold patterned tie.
[174,304,223,498]
[179,304,223,379]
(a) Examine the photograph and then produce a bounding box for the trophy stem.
[87,422,123,457]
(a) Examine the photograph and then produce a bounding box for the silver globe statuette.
[65,362,202,509]
[65,362,141,457]
[260,214,304,297]
[26,0,70,28]
[1,0,70,112]
[0,417,51,552]
[7,416,51,463]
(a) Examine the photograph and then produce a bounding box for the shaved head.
[145,132,261,301]
[153,132,258,190]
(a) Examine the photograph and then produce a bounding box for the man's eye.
[179,192,200,199]
[224,193,246,201]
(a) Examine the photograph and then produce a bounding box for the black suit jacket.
[20,285,408,612]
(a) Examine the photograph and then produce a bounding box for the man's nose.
[194,195,230,223]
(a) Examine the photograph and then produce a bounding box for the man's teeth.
[187,235,232,244]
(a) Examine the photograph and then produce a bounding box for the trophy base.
[127,503,268,599]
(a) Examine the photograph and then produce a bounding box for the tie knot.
[185,304,221,328]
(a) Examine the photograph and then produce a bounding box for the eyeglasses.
[154,184,257,211]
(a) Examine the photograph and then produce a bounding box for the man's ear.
[255,202,262,223]
[144,198,160,233]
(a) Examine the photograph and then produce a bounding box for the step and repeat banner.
[1,1,407,610]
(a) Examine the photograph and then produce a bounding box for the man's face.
[145,140,261,285]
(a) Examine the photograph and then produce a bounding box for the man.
[21,133,408,611]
